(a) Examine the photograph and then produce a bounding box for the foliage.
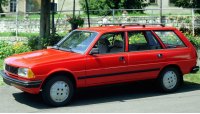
[179,27,200,49]
[0,32,39,37]
[171,0,200,13]
[0,0,8,6]
[0,59,3,88]
[79,0,148,16]
[184,32,200,49]
[129,33,146,44]
[0,0,8,14]
[0,59,3,70]
[66,15,84,27]
[28,34,64,50]
[0,42,31,59]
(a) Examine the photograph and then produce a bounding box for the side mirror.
[89,48,99,55]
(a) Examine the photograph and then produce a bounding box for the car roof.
[78,25,177,33]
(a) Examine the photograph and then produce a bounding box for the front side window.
[154,31,186,48]
[128,31,161,51]
[57,31,97,54]
[94,32,125,54]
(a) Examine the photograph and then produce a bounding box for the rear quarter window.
[154,31,186,48]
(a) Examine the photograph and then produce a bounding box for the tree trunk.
[40,0,50,48]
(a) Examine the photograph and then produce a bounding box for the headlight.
[18,68,35,78]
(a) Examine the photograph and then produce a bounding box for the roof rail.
[100,23,165,27]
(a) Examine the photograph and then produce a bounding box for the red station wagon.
[0,24,199,106]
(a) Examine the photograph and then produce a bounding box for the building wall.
[1,0,41,13]
[1,0,190,15]
[56,0,81,11]
[1,0,26,13]
[18,0,26,13]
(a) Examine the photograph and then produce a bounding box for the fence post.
[160,0,163,24]
[192,8,195,36]
[16,0,19,40]
[112,9,115,24]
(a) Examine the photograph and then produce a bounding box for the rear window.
[154,31,186,48]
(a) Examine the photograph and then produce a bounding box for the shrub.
[28,34,64,50]
[79,0,147,16]
[185,33,200,49]
[0,42,31,59]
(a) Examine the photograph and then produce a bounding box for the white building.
[145,0,191,15]
[1,0,191,15]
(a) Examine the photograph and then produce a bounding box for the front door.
[84,32,129,86]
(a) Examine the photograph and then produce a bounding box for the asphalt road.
[0,80,200,113]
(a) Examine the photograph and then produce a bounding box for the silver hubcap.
[50,81,69,103]
[163,71,177,89]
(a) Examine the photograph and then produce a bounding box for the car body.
[0,24,199,106]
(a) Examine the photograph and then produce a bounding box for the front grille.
[5,64,18,75]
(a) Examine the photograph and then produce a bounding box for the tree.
[0,0,8,14]
[79,0,148,16]
[39,0,50,48]
[171,0,200,13]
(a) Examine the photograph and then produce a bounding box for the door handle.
[157,54,163,58]
[119,56,125,61]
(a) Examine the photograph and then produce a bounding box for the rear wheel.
[42,76,74,106]
[158,67,181,92]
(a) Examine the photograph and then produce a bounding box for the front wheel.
[42,76,74,106]
[158,67,182,93]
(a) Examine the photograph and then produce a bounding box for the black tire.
[42,76,74,107]
[157,67,182,93]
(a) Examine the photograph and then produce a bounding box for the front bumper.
[190,66,199,73]
[0,70,42,88]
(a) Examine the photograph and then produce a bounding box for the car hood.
[5,49,83,68]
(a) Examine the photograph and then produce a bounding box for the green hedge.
[184,33,200,49]
[0,42,31,59]
[28,34,64,50]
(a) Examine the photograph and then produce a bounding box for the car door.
[84,32,130,86]
[127,31,166,81]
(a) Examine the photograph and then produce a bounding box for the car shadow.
[12,80,200,109]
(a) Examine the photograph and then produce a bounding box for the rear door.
[127,31,166,80]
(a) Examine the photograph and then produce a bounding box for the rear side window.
[128,31,162,51]
[154,31,186,48]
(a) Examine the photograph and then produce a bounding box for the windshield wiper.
[65,47,75,53]
[56,47,75,53]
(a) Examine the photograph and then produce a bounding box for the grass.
[184,71,200,84]
[0,32,68,38]
[0,59,4,86]
[0,32,39,37]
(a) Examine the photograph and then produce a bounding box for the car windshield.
[55,31,98,54]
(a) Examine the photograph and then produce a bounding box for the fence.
[1,8,200,37]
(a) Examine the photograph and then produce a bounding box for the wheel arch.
[41,70,77,90]
[160,64,183,75]
[159,64,183,82]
